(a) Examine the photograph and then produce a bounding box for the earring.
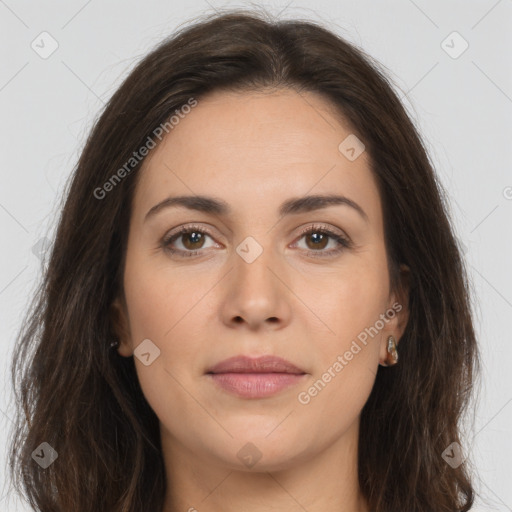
[109,338,120,350]
[381,335,398,366]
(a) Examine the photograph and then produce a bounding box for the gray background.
[1,0,511,510]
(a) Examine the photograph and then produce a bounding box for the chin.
[203,424,310,471]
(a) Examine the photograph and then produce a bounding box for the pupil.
[186,232,203,247]
[308,232,327,250]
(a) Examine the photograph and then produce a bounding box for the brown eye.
[304,232,329,250]
[162,226,217,257]
[293,225,351,258]
[181,231,206,250]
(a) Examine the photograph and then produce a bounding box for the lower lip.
[208,372,306,398]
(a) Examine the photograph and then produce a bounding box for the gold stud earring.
[381,335,398,367]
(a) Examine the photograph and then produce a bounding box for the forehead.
[132,88,381,224]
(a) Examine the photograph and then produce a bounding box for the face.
[112,88,409,472]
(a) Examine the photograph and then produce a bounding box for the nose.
[220,243,292,332]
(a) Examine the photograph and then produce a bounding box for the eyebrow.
[144,194,369,223]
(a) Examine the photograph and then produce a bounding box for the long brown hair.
[9,8,479,511]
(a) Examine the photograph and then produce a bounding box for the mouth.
[205,355,307,399]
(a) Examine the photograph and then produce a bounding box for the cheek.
[308,258,389,344]
[296,268,387,428]
[123,248,212,344]
[123,269,205,435]
[122,263,221,458]
[296,256,389,420]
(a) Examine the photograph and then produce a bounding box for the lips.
[206,355,305,375]
[206,355,307,399]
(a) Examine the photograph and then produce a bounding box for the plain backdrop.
[0,1,511,510]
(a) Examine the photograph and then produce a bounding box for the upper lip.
[206,355,305,374]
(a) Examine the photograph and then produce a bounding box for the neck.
[160,420,368,512]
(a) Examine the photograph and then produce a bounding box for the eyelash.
[161,223,352,259]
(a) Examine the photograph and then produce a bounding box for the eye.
[161,223,352,259]
[292,224,352,258]
[161,225,218,257]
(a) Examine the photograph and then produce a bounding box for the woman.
[9,8,479,512]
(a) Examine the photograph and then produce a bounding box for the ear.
[379,263,410,364]
[109,295,133,357]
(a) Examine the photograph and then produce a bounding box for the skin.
[111,88,410,512]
